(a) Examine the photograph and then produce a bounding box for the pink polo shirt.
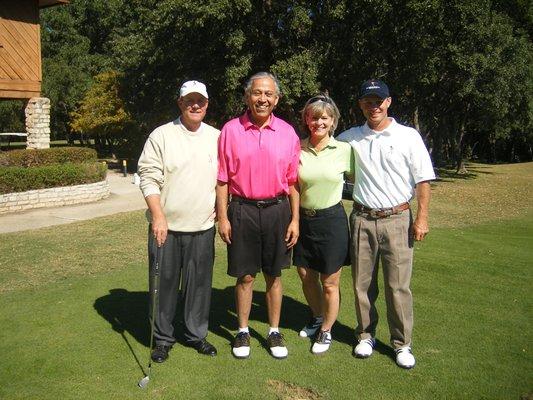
[217,112,300,199]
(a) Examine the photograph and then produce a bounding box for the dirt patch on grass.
[267,379,323,400]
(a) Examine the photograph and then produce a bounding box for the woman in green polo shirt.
[294,94,354,354]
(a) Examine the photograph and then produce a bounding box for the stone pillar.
[25,97,51,149]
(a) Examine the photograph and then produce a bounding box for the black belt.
[353,201,410,219]
[231,195,286,208]
[300,202,342,217]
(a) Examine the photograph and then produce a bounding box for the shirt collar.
[302,135,338,153]
[241,111,276,131]
[327,136,340,148]
[363,118,396,136]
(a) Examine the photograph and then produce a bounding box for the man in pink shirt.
[216,72,300,359]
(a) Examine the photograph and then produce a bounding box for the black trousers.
[148,226,215,346]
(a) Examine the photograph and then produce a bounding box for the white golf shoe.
[267,332,288,359]
[311,330,332,354]
[232,332,251,359]
[395,346,416,369]
[353,338,375,358]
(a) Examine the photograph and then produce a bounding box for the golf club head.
[138,375,150,389]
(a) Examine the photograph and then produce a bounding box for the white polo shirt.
[337,118,435,209]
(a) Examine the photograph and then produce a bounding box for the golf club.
[138,244,162,389]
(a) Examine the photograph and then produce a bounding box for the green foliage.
[0,162,106,194]
[0,147,97,167]
[0,100,26,133]
[271,51,320,105]
[40,0,122,140]
[70,71,132,139]
[0,0,526,164]
[0,147,103,194]
[320,0,533,167]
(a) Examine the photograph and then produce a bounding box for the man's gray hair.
[244,72,281,97]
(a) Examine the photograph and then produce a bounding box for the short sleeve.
[409,131,436,183]
[343,142,354,177]
[286,131,301,185]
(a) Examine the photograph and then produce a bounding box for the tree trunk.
[413,106,421,133]
[431,126,443,166]
[455,128,467,173]
[455,105,469,174]
[489,139,497,163]
[106,137,115,154]
[94,134,103,152]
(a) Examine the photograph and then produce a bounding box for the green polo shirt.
[298,136,354,210]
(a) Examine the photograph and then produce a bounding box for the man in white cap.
[338,79,435,369]
[137,80,220,362]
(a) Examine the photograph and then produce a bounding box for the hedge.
[0,147,97,167]
[0,162,107,194]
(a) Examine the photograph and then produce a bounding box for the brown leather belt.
[353,201,410,219]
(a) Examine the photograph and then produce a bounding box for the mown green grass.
[0,162,532,399]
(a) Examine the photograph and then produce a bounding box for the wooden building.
[0,0,68,99]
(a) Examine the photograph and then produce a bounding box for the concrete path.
[0,171,146,234]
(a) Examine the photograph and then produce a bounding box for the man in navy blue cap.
[338,79,435,369]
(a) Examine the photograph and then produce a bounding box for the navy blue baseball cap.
[359,79,390,99]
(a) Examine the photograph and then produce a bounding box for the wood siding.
[0,0,41,99]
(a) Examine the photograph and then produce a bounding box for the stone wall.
[0,180,110,214]
[25,97,51,149]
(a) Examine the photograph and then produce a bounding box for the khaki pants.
[349,209,414,349]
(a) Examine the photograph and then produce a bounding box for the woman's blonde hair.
[300,94,340,136]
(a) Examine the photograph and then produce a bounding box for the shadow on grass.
[435,168,478,182]
[435,163,497,182]
[93,286,354,352]
[374,339,396,362]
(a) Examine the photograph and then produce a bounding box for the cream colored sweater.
[138,118,220,232]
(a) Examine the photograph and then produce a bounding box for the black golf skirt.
[293,202,350,274]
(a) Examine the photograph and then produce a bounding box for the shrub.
[0,147,97,167]
[0,162,107,194]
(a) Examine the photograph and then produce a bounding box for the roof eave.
[38,0,69,9]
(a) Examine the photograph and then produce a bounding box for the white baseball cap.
[179,80,208,99]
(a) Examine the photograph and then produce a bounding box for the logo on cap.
[359,79,389,99]
[179,80,209,99]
